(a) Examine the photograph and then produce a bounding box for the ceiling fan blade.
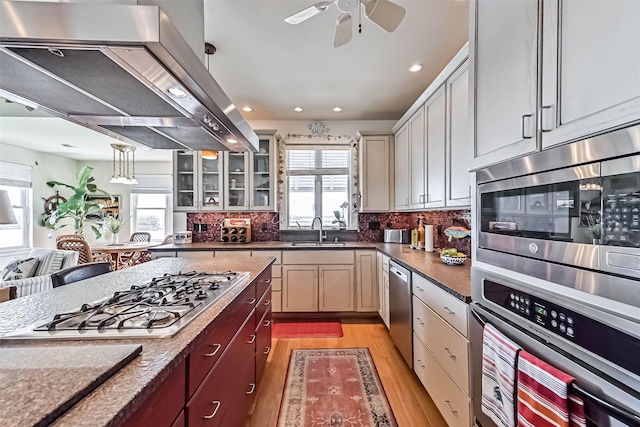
[333,13,353,48]
[285,1,334,24]
[364,0,406,32]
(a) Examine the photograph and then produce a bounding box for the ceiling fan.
[285,0,406,48]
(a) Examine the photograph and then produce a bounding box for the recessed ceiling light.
[226,138,238,144]
[242,106,253,112]
[60,143,77,148]
[333,107,342,112]
[167,87,187,98]
[294,107,303,112]
[409,64,423,72]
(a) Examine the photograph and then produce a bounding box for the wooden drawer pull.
[263,346,271,355]
[443,347,457,360]
[203,401,221,419]
[442,306,455,315]
[247,298,257,304]
[204,343,222,357]
[416,317,425,326]
[263,320,271,327]
[445,400,458,414]
[247,334,256,344]
[246,383,256,395]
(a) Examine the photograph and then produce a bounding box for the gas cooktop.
[4,270,249,340]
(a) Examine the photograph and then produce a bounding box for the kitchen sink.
[290,242,347,247]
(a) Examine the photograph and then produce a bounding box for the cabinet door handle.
[442,306,455,315]
[469,185,472,198]
[263,346,271,355]
[264,299,271,306]
[540,105,553,132]
[204,343,222,357]
[246,383,256,395]
[416,317,425,326]
[247,298,257,305]
[521,114,533,139]
[416,359,426,369]
[419,194,424,203]
[405,197,409,206]
[263,320,271,327]
[443,347,457,360]
[427,194,431,203]
[203,401,221,419]
[416,286,423,292]
[247,334,256,344]
[445,400,458,414]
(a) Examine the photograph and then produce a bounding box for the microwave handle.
[601,154,640,177]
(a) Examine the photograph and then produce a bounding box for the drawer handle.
[262,278,272,284]
[246,383,256,395]
[416,286,423,292]
[247,298,257,305]
[263,320,271,327]
[264,299,271,306]
[204,343,222,357]
[445,400,458,415]
[247,334,256,344]
[416,359,426,369]
[443,347,457,360]
[416,317,425,326]
[264,346,271,355]
[442,306,455,315]
[203,401,221,419]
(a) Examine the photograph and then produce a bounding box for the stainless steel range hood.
[0,1,258,152]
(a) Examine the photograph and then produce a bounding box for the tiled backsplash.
[187,209,471,255]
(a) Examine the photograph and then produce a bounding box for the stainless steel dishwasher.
[389,261,412,368]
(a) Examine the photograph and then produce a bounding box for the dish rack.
[221,219,251,243]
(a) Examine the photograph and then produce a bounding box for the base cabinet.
[377,253,390,328]
[355,251,378,312]
[282,265,318,312]
[319,265,355,311]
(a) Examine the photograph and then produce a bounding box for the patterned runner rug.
[273,321,343,339]
[278,348,398,427]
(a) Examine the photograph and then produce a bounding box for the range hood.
[0,1,258,152]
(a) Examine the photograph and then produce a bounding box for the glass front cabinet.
[173,133,276,212]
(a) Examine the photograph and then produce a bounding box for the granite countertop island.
[150,241,471,301]
[0,256,274,427]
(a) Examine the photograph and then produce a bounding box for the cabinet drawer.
[256,285,272,327]
[271,291,282,312]
[283,250,354,265]
[214,250,251,258]
[413,335,471,427]
[413,297,470,395]
[256,308,272,388]
[256,270,272,300]
[413,273,468,337]
[187,281,256,397]
[187,312,256,427]
[254,250,282,264]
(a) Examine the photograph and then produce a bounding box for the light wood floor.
[247,318,447,427]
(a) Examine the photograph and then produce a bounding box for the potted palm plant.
[39,166,112,238]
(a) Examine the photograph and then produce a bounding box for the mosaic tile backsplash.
[187,209,471,255]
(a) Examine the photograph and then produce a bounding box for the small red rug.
[278,348,398,427]
[272,321,343,339]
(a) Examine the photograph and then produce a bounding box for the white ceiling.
[0,0,469,160]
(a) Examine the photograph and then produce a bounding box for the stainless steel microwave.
[476,125,640,281]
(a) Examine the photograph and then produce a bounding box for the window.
[0,161,32,251]
[130,175,173,242]
[286,147,352,228]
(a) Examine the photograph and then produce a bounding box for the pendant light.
[110,144,138,185]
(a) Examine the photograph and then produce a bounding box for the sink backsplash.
[187,212,280,242]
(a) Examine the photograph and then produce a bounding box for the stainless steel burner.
[4,270,249,340]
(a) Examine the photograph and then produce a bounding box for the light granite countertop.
[150,241,471,301]
[0,257,274,427]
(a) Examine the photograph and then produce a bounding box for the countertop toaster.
[384,229,409,243]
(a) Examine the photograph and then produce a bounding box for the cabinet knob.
[203,401,221,419]
[204,343,222,357]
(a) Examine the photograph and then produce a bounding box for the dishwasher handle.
[390,265,408,282]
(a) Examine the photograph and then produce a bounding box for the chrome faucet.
[310,216,327,243]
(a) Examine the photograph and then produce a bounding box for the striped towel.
[517,350,575,427]
[569,394,587,427]
[482,323,522,427]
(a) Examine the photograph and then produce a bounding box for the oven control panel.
[483,280,640,377]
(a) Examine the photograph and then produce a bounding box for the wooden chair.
[0,286,17,303]
[56,234,84,243]
[56,237,112,265]
[130,232,151,243]
[119,232,152,267]
[51,262,112,288]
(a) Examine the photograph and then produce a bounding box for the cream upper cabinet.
[446,61,472,207]
[355,250,378,312]
[319,265,355,312]
[424,86,446,209]
[394,124,410,211]
[540,1,640,149]
[282,265,318,312]
[409,106,427,210]
[358,134,394,212]
[470,0,539,170]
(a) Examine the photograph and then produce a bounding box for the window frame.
[0,161,32,254]
[284,144,354,230]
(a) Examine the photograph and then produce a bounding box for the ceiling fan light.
[364,0,406,32]
[333,13,353,48]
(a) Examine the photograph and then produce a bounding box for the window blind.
[0,161,32,188]
[130,174,173,194]
[286,149,350,171]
